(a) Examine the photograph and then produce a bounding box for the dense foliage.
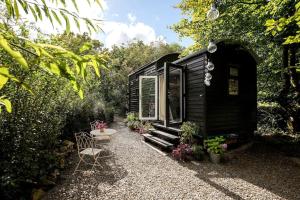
[0,0,104,113]
[0,1,110,199]
[172,0,300,135]
[0,29,110,199]
[105,41,183,115]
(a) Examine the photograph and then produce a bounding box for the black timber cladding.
[173,54,207,135]
[205,42,257,136]
[128,53,179,113]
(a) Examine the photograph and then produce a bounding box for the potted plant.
[96,121,107,132]
[180,122,198,145]
[192,144,204,161]
[204,136,227,164]
[126,113,140,130]
[138,121,153,134]
[172,143,193,161]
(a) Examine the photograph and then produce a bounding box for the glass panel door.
[164,63,183,127]
[168,68,182,123]
[139,76,158,120]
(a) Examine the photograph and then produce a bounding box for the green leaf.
[5,0,13,17]
[71,0,79,11]
[60,0,66,7]
[0,66,33,93]
[29,5,38,21]
[94,0,102,8]
[84,18,97,32]
[79,42,92,53]
[75,63,80,74]
[78,88,84,99]
[0,67,9,89]
[14,0,20,19]
[296,2,300,10]
[51,10,62,25]
[18,0,29,14]
[79,61,87,80]
[73,17,80,31]
[0,35,29,69]
[91,60,100,77]
[265,19,275,27]
[43,5,53,26]
[34,4,43,20]
[50,63,61,75]
[61,11,70,34]
[0,98,12,113]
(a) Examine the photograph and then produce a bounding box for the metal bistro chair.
[73,132,103,174]
[90,120,101,131]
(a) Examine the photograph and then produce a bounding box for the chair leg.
[91,153,103,171]
[73,158,82,175]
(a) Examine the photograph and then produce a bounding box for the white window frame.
[139,76,158,120]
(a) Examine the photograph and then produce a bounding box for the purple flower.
[220,143,228,150]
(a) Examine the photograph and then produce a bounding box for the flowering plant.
[172,143,193,161]
[204,136,227,154]
[96,121,107,130]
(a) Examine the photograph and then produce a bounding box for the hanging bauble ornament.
[207,41,217,53]
[205,73,212,80]
[205,61,215,71]
[207,4,219,21]
[204,79,211,86]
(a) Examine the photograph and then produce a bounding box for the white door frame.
[139,76,158,120]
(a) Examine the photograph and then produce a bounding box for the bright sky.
[100,0,193,48]
[25,0,193,48]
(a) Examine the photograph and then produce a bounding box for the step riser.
[152,124,181,135]
[144,138,173,151]
[143,134,173,150]
[150,130,179,144]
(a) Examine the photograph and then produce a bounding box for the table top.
[90,128,117,136]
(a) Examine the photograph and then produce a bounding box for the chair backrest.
[90,120,100,130]
[74,132,95,152]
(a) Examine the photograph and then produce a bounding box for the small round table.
[90,128,117,136]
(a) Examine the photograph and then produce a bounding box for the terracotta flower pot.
[100,128,104,132]
[209,152,221,164]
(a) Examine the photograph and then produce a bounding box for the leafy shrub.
[257,103,287,135]
[180,122,198,144]
[192,144,204,160]
[172,144,193,161]
[138,121,153,134]
[204,136,227,154]
[104,106,115,123]
[126,112,138,122]
[126,113,140,130]
[127,120,141,130]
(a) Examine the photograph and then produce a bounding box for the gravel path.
[44,122,300,200]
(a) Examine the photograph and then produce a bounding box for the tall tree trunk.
[277,45,300,134]
[288,45,300,133]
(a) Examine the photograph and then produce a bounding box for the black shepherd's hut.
[128,41,258,149]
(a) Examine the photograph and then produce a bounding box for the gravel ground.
[44,121,300,200]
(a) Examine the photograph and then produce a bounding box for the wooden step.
[150,129,179,140]
[152,123,182,134]
[142,134,173,148]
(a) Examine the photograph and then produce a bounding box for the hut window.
[229,67,239,95]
